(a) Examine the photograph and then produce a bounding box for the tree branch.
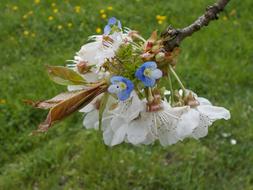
[161,0,230,52]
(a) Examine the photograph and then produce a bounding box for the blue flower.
[135,61,163,87]
[108,76,134,101]
[104,17,122,35]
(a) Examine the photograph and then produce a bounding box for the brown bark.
[161,0,230,51]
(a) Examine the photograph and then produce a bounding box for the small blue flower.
[135,61,163,87]
[104,25,111,35]
[108,76,134,101]
[104,17,122,35]
[108,17,117,25]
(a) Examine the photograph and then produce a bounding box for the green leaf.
[47,65,87,86]
[98,92,109,130]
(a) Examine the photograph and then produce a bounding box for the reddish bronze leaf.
[24,91,84,109]
[144,30,158,52]
[33,83,107,133]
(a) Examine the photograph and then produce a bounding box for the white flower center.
[108,82,127,94]
[144,68,152,77]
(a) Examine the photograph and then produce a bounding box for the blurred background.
[0,0,252,189]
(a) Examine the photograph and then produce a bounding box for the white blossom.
[176,90,231,140]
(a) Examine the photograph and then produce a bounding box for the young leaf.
[144,30,158,52]
[24,91,84,109]
[33,83,107,133]
[98,92,109,129]
[47,65,87,86]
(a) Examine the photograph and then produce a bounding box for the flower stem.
[135,87,144,99]
[168,72,174,106]
[169,65,186,94]
[148,87,154,103]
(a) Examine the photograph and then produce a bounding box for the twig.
[161,0,230,51]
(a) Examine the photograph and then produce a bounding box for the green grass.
[0,0,253,189]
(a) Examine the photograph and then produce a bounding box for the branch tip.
[162,0,230,52]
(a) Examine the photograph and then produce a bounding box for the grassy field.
[0,0,253,189]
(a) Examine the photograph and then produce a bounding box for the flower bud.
[184,92,200,107]
[94,99,101,110]
[145,42,153,51]
[146,91,163,112]
[140,52,154,61]
[155,52,165,62]
[77,61,89,74]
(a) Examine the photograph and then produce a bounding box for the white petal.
[126,115,150,145]
[197,97,212,105]
[163,102,190,117]
[95,49,115,66]
[83,110,99,130]
[156,112,180,146]
[78,42,100,65]
[108,84,121,94]
[110,117,126,131]
[97,116,113,131]
[179,89,183,96]
[111,92,144,121]
[103,127,114,146]
[157,115,180,146]
[158,129,179,146]
[82,72,99,83]
[191,119,209,139]
[141,132,156,145]
[191,105,230,139]
[74,55,83,62]
[176,109,200,139]
[110,124,127,146]
[103,116,128,146]
[197,105,231,120]
[79,103,94,113]
[79,94,104,113]
[164,90,171,95]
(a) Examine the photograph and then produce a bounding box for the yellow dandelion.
[156,15,161,20]
[51,3,56,7]
[53,8,58,13]
[100,9,105,14]
[96,27,102,34]
[57,25,63,30]
[158,20,163,25]
[34,0,40,4]
[222,16,228,21]
[12,6,18,11]
[233,20,239,25]
[67,22,73,28]
[28,11,33,15]
[156,15,166,21]
[107,6,113,11]
[48,16,54,21]
[23,30,29,36]
[229,9,236,16]
[159,16,166,20]
[75,6,81,13]
[23,14,28,20]
[101,13,107,19]
[31,33,36,37]
[0,99,6,104]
